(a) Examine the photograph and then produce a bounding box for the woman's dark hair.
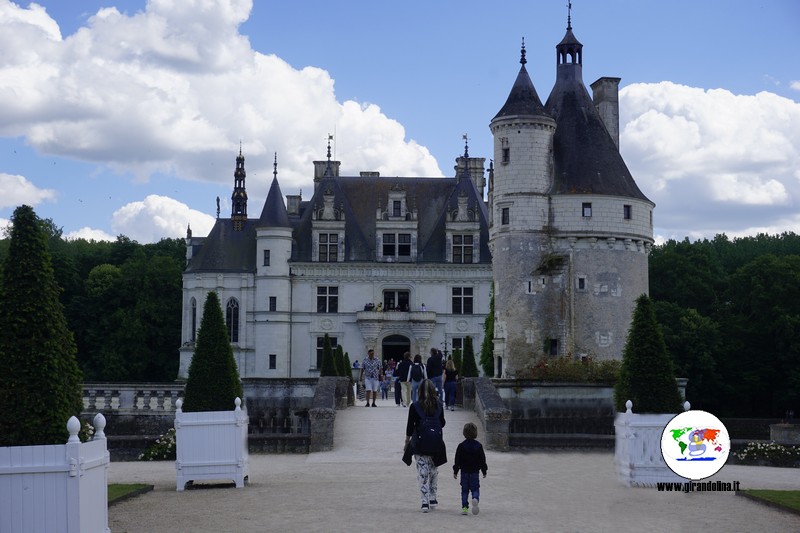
[413,354,422,363]
[418,379,439,416]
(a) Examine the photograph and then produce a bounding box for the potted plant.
[175,292,248,491]
[614,294,685,487]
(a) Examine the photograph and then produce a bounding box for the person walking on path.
[443,359,459,411]
[453,422,488,516]
[426,348,444,404]
[359,349,381,407]
[404,379,446,513]
[397,352,413,407]
[407,354,427,403]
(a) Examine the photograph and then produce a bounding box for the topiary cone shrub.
[461,336,479,378]
[182,291,242,412]
[614,294,683,414]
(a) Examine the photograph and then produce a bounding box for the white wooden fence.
[0,414,110,533]
[614,400,687,487]
[175,397,249,491]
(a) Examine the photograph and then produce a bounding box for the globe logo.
[660,410,730,480]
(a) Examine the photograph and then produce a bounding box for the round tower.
[489,40,557,378]
[254,154,294,376]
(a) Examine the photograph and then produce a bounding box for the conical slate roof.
[544,28,651,203]
[493,43,549,121]
[258,176,291,228]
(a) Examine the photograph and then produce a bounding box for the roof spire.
[567,1,572,30]
[323,134,334,177]
[462,133,470,158]
[239,139,242,157]
[520,37,527,65]
[273,152,278,180]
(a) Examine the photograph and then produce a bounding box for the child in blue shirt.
[453,422,488,515]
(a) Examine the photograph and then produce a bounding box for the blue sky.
[1,0,798,243]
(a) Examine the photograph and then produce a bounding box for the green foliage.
[649,232,800,416]
[319,333,337,377]
[343,352,353,382]
[334,345,345,377]
[182,292,242,412]
[615,294,683,414]
[518,357,621,383]
[451,348,463,375]
[480,286,495,377]
[138,428,177,461]
[0,205,84,445]
[461,336,479,378]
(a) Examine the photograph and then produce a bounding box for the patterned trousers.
[415,455,438,505]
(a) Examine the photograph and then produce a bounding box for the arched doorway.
[381,334,410,365]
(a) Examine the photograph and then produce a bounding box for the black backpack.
[413,402,442,455]
[410,364,423,382]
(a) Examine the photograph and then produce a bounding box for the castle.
[178,15,653,379]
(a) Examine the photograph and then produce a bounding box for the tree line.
[0,217,184,383]
[649,232,800,418]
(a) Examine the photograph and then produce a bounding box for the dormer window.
[383,233,411,259]
[582,203,592,217]
[393,201,402,217]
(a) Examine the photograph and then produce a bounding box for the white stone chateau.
[178,15,653,379]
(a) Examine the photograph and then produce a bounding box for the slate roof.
[185,218,257,273]
[186,169,491,273]
[292,172,491,263]
[543,29,651,203]
[493,63,549,121]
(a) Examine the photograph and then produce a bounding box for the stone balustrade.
[83,382,185,414]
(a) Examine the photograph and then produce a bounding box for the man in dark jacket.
[426,348,444,404]
[396,352,413,407]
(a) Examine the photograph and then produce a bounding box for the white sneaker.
[471,499,479,515]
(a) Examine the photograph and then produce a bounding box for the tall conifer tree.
[461,336,480,378]
[320,333,337,377]
[615,294,683,413]
[0,205,83,445]
[183,291,242,412]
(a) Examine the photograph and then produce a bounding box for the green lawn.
[108,483,152,505]
[741,490,800,515]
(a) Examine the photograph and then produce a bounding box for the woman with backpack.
[404,379,446,513]
[406,354,427,403]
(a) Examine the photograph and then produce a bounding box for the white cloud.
[0,217,9,235]
[620,82,800,240]
[0,173,57,208]
[0,0,442,194]
[790,80,800,92]
[64,227,116,242]
[111,194,215,243]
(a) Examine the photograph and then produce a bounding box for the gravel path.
[108,401,800,532]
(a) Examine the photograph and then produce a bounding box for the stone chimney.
[591,77,621,150]
[286,194,301,215]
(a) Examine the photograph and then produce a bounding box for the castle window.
[190,297,197,342]
[226,298,239,343]
[501,208,509,225]
[582,203,592,217]
[269,296,277,312]
[316,336,338,369]
[452,287,473,315]
[383,233,411,258]
[319,233,339,262]
[452,234,474,264]
[393,201,402,217]
[263,249,270,266]
[316,286,339,313]
[451,337,464,354]
[269,354,277,370]
[502,147,510,164]
[383,290,409,311]
[623,205,632,220]
[577,276,587,291]
[547,338,559,356]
